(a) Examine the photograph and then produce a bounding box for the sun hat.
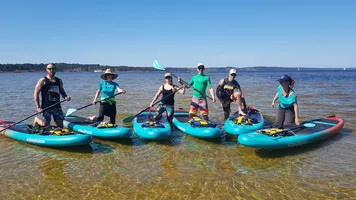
[101,69,118,80]
[277,75,292,83]
[229,69,237,75]
[197,63,205,69]
[164,73,172,78]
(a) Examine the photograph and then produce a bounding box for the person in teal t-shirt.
[186,63,216,121]
[90,69,126,124]
[271,75,300,127]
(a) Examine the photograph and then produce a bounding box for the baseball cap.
[278,75,292,83]
[164,73,172,78]
[197,63,205,69]
[229,69,237,75]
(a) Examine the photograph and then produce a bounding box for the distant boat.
[94,70,102,72]
[344,68,346,71]
[298,68,300,71]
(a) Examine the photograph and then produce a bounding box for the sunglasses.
[47,68,56,71]
[230,73,236,76]
[165,76,172,79]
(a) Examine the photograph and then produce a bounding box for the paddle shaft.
[139,86,183,115]
[0,99,67,133]
[152,60,213,100]
[265,124,307,133]
[75,92,123,112]
[123,86,183,122]
[169,73,214,100]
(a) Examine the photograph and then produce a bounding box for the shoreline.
[0,67,354,73]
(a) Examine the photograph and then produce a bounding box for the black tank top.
[221,78,240,100]
[41,76,61,108]
[161,84,175,106]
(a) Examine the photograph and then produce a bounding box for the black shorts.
[99,102,116,117]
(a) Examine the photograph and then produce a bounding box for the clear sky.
[0,0,355,68]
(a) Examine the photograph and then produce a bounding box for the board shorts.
[42,108,64,123]
[189,96,209,116]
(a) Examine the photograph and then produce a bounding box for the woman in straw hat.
[90,69,126,124]
[149,73,185,124]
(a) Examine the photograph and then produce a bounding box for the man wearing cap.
[33,63,71,128]
[186,63,216,121]
[216,68,246,120]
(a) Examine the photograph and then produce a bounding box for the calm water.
[0,70,355,199]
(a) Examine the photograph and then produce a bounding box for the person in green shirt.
[186,63,216,121]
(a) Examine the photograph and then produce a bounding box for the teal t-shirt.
[99,81,120,103]
[278,85,297,109]
[188,74,212,98]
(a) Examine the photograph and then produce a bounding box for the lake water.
[0,69,355,199]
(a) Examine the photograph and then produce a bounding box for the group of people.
[34,63,300,129]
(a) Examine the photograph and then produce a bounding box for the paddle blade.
[152,60,165,70]
[122,115,135,123]
[66,108,77,116]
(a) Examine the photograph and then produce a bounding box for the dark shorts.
[97,102,117,124]
[275,106,295,127]
[99,102,117,117]
[42,108,64,123]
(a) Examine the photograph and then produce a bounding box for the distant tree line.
[1,63,334,73]
[0,63,162,72]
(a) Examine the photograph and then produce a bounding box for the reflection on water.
[0,70,355,199]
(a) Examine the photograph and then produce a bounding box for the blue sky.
[0,0,355,68]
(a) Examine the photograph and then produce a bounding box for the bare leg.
[34,117,49,126]
[236,94,246,115]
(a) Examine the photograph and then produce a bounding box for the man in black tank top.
[216,69,246,120]
[33,63,71,128]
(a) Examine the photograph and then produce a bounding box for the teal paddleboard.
[173,110,222,138]
[133,111,171,140]
[238,117,344,149]
[224,107,264,135]
[0,121,92,147]
[64,116,132,139]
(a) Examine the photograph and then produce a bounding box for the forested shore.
[0,63,351,73]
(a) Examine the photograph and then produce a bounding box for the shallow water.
[0,70,355,199]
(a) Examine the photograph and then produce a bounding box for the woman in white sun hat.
[216,68,246,120]
[90,69,126,124]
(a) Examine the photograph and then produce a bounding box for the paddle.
[153,60,214,100]
[122,86,184,123]
[0,99,67,133]
[66,92,123,116]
